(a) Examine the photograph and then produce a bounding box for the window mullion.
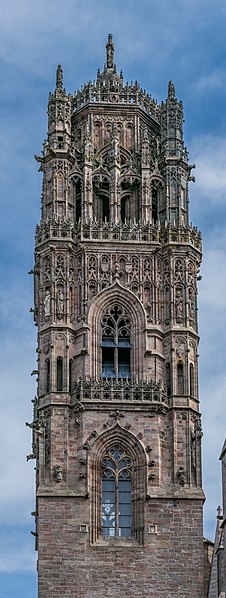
[115,329,118,377]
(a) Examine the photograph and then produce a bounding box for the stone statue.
[175,289,183,323]
[56,288,64,319]
[54,464,62,482]
[106,34,114,69]
[44,290,50,317]
[177,466,186,486]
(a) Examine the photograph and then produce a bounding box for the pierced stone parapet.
[72,378,168,404]
[72,80,160,122]
[35,219,202,252]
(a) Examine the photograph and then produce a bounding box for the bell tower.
[30,35,205,597]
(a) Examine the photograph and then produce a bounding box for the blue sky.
[0,1,226,596]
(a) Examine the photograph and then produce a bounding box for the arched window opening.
[120,195,131,222]
[101,305,132,379]
[93,180,110,222]
[101,195,110,221]
[166,362,171,397]
[152,187,158,223]
[57,356,63,391]
[190,363,194,397]
[46,359,50,393]
[177,361,184,395]
[73,179,81,222]
[94,122,101,149]
[102,445,132,538]
[69,359,73,394]
[121,181,140,222]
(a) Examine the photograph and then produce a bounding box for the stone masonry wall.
[37,497,204,598]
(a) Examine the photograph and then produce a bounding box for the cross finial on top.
[106,34,114,69]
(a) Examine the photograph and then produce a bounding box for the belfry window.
[102,446,132,538]
[101,305,132,378]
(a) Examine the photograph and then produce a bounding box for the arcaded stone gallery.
[31,35,206,596]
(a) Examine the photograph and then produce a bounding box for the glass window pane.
[119,516,131,527]
[102,480,115,491]
[119,480,131,491]
[120,527,131,537]
[102,444,132,538]
[119,503,132,516]
[102,492,115,503]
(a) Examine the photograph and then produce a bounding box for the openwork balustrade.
[35,219,202,251]
[72,378,168,404]
[72,79,160,122]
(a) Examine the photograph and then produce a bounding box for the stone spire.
[106,33,114,69]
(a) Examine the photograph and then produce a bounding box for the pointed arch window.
[69,358,73,394]
[102,446,132,538]
[190,363,194,397]
[101,305,132,378]
[166,362,171,397]
[57,356,63,391]
[177,361,184,395]
[46,358,50,393]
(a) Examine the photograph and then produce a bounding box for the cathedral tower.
[30,35,204,597]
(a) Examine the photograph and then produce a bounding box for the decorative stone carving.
[54,464,62,482]
[177,466,186,486]
[175,259,184,282]
[188,287,195,323]
[175,336,186,358]
[175,287,183,323]
[56,255,65,279]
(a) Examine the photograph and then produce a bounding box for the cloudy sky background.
[0,0,226,596]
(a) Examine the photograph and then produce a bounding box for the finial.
[168,80,175,100]
[56,65,63,90]
[106,34,114,69]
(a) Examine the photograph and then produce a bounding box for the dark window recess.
[69,359,73,394]
[46,359,50,393]
[101,195,109,221]
[121,196,126,222]
[190,363,194,396]
[74,180,81,222]
[166,362,171,397]
[152,188,158,223]
[102,446,132,538]
[102,347,115,378]
[118,348,130,378]
[57,357,63,391]
[177,362,184,395]
[57,135,64,149]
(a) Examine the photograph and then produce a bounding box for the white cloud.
[0,279,36,525]
[202,372,226,538]
[0,531,36,572]
[190,135,226,202]
[196,68,226,92]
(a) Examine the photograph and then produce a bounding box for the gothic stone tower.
[31,35,204,597]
